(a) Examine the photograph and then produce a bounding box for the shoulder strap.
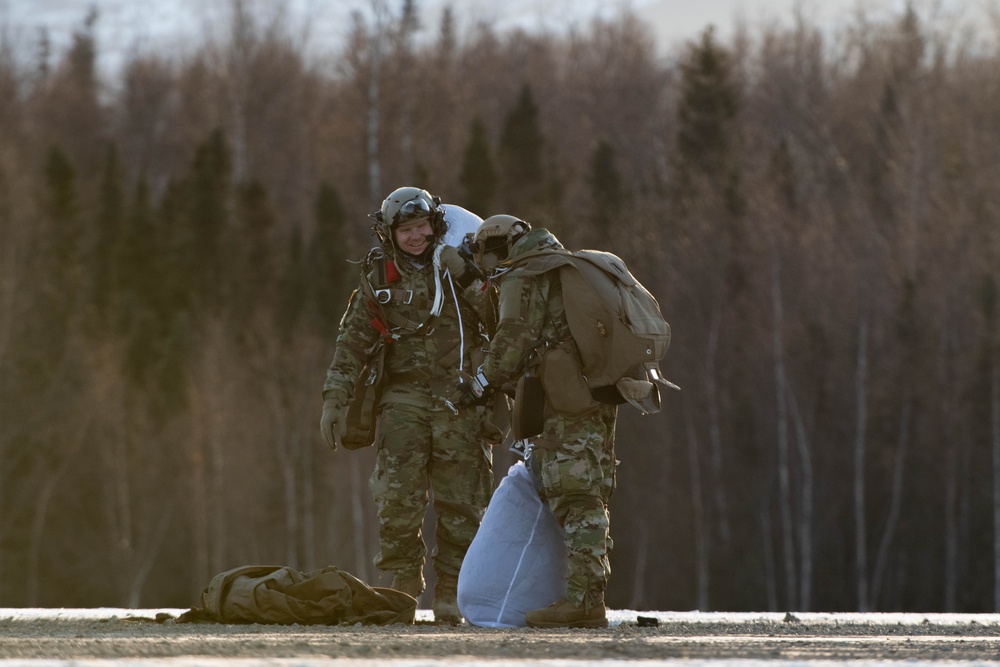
[504,248,576,278]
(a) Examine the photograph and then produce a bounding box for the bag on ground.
[457,462,566,627]
[180,565,415,625]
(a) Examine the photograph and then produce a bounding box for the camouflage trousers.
[527,403,618,607]
[369,402,494,583]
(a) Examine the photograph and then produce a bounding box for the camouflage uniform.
[481,228,617,608]
[323,250,495,587]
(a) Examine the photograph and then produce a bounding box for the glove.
[439,244,469,280]
[446,369,492,412]
[320,399,347,451]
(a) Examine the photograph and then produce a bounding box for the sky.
[0,0,988,78]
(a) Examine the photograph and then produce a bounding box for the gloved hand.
[439,244,470,280]
[446,369,492,412]
[320,399,347,451]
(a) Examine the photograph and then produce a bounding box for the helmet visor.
[473,235,511,272]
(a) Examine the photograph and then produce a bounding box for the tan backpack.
[184,564,416,625]
[513,249,677,415]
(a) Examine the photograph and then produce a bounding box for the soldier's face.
[394,218,433,256]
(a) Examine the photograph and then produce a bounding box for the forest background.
[1,0,999,614]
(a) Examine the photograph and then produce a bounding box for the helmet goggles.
[470,215,530,274]
[394,197,432,225]
[469,234,512,273]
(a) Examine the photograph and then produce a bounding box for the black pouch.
[512,373,545,440]
[341,344,386,450]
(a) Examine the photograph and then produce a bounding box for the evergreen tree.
[458,117,497,215]
[437,5,455,61]
[93,143,125,325]
[498,84,545,215]
[156,178,191,318]
[769,137,798,214]
[51,8,103,175]
[588,140,623,243]
[276,227,308,342]
[231,180,275,326]
[41,144,85,332]
[35,27,51,81]
[30,145,81,385]
[119,176,161,383]
[310,182,350,333]
[184,129,231,309]
[150,178,194,411]
[412,161,430,191]
[42,145,78,233]
[674,27,740,208]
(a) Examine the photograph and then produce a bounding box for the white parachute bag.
[440,204,482,247]
[457,462,567,627]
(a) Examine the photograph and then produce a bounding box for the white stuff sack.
[457,462,567,628]
[440,204,482,247]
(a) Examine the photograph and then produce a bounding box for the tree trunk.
[705,301,730,543]
[107,418,134,606]
[126,504,174,607]
[871,397,911,606]
[300,426,316,568]
[209,414,226,576]
[944,435,958,612]
[350,455,370,580]
[938,329,958,612]
[760,508,778,611]
[771,260,797,610]
[366,0,388,207]
[685,404,709,610]
[27,420,88,605]
[190,430,209,588]
[854,313,870,611]
[629,523,649,610]
[270,387,300,569]
[788,388,814,612]
[992,345,1000,611]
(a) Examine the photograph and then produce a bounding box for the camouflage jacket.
[323,246,493,411]
[482,228,573,388]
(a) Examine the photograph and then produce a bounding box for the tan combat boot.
[524,597,608,629]
[432,573,462,625]
[391,571,424,600]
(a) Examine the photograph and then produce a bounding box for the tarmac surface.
[2,609,1000,665]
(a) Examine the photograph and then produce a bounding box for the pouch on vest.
[540,345,597,417]
[512,373,545,439]
[341,343,386,450]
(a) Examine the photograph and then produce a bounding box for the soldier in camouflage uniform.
[454,215,616,629]
[319,187,496,625]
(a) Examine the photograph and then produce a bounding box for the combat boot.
[391,571,424,600]
[524,597,608,629]
[432,573,462,625]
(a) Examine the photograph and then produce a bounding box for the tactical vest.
[361,248,484,381]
